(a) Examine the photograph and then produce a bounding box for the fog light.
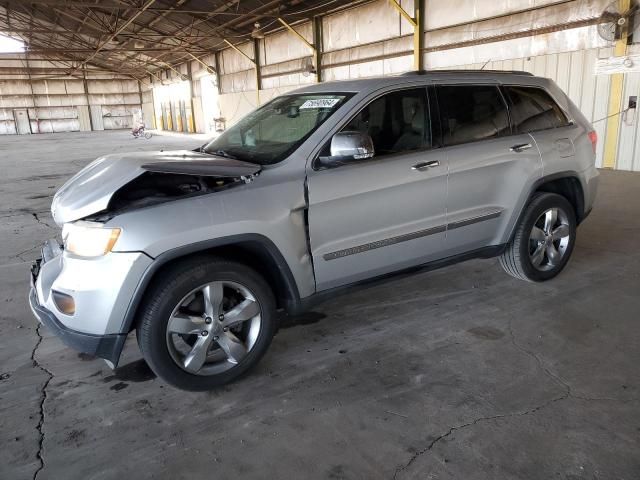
[52,290,75,315]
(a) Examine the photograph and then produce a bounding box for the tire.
[500,192,577,282]
[136,255,276,390]
[144,131,152,139]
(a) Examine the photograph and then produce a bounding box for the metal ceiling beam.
[149,0,297,69]
[277,17,315,53]
[74,1,219,72]
[186,52,215,74]
[1,5,167,76]
[9,0,312,18]
[1,0,370,82]
[389,0,416,26]
[79,0,157,67]
[222,39,255,64]
[223,38,260,104]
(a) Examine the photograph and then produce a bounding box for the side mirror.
[317,131,375,168]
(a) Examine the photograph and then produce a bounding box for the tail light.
[588,131,597,154]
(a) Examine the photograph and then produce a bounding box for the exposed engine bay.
[90,171,246,221]
[50,150,262,225]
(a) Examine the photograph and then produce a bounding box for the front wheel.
[144,131,152,139]
[137,256,276,390]
[500,192,577,282]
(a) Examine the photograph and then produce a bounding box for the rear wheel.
[500,192,576,282]
[137,256,276,390]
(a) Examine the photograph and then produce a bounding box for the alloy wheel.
[528,207,571,271]
[165,281,262,376]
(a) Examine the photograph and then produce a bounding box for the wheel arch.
[533,173,586,224]
[120,234,302,335]
[508,171,585,240]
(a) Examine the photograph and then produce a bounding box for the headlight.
[63,222,121,258]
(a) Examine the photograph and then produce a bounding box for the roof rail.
[401,69,534,76]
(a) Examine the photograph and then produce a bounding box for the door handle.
[510,143,533,152]
[412,160,440,171]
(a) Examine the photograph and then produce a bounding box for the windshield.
[203,93,352,165]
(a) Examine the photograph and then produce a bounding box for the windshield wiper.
[209,149,238,160]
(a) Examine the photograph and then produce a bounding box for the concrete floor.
[1,131,639,480]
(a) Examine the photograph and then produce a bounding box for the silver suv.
[29,71,599,390]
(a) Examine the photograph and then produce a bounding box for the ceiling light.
[251,22,265,39]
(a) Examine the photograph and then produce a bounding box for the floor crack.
[507,319,572,397]
[506,320,634,403]
[31,212,56,230]
[392,320,613,479]
[31,323,53,480]
[391,391,568,480]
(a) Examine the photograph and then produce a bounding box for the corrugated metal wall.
[208,0,638,172]
[0,57,144,135]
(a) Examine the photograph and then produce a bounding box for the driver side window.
[343,88,431,156]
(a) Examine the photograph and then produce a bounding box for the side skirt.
[291,244,507,315]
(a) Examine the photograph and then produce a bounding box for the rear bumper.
[29,286,127,365]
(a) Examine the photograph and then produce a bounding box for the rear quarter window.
[504,86,570,133]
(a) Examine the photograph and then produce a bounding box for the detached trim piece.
[323,209,503,261]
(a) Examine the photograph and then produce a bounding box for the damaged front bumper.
[29,238,152,367]
[28,288,127,366]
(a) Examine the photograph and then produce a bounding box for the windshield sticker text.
[299,98,340,109]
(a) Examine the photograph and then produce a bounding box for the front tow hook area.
[31,258,42,286]
[28,287,128,368]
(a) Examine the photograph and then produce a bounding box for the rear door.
[435,84,543,255]
[307,86,448,291]
[502,85,577,172]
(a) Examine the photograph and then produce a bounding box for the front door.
[307,87,448,291]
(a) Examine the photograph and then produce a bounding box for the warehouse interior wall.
[0,56,144,135]
[1,0,638,171]
[193,0,637,171]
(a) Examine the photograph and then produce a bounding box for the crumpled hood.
[51,150,260,225]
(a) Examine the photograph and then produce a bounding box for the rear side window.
[437,85,510,146]
[504,86,570,133]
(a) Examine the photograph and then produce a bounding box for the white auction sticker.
[299,98,340,109]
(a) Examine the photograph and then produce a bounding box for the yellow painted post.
[176,109,183,132]
[389,0,422,71]
[603,0,630,169]
[414,0,424,71]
